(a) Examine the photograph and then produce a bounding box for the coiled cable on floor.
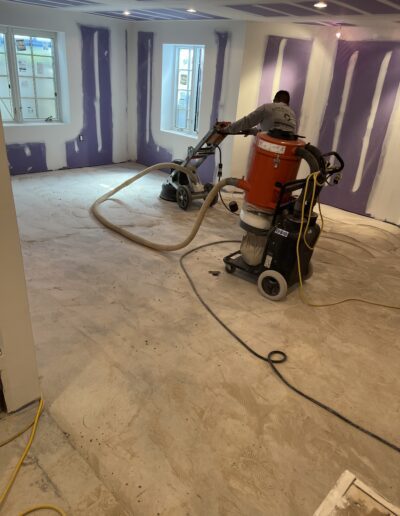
[179,240,400,454]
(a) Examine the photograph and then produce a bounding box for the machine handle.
[214,121,260,137]
[322,152,344,173]
[239,128,261,137]
[275,178,307,194]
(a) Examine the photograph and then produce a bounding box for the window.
[0,33,13,122]
[161,44,204,136]
[0,27,60,123]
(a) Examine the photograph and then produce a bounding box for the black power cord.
[179,240,400,455]
[215,145,239,216]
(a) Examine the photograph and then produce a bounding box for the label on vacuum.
[265,254,273,268]
[258,140,286,154]
[275,228,289,238]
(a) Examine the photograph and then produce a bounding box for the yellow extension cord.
[0,398,66,516]
[296,172,400,310]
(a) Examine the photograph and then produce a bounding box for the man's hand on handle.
[215,121,231,134]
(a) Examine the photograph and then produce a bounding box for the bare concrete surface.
[0,405,127,514]
[1,163,399,515]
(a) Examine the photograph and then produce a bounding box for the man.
[220,90,297,135]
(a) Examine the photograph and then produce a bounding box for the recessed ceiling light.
[123,10,130,16]
[314,1,327,8]
[186,8,197,13]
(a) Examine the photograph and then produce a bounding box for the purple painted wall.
[199,31,229,183]
[319,40,400,215]
[7,142,48,175]
[137,31,173,166]
[258,35,313,120]
[66,25,113,168]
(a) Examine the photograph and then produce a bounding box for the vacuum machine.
[223,129,343,300]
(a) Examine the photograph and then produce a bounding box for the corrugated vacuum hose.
[91,162,239,251]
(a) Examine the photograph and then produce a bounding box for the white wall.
[1,1,129,170]
[368,84,400,224]
[128,20,246,176]
[0,115,40,412]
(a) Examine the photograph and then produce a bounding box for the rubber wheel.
[176,185,192,210]
[225,263,236,274]
[204,183,218,207]
[258,270,288,301]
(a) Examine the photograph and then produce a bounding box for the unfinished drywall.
[129,20,246,183]
[65,25,113,169]
[318,39,400,217]
[1,1,129,173]
[231,22,400,225]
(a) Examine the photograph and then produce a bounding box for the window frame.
[172,45,204,135]
[161,43,204,137]
[0,25,61,124]
[0,29,14,123]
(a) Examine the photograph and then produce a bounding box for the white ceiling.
[2,0,400,26]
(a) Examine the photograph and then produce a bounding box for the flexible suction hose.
[91,162,240,252]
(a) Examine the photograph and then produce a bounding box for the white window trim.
[0,25,61,124]
[172,45,204,135]
[161,43,204,138]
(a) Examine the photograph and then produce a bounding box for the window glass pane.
[37,98,56,119]
[178,71,189,89]
[34,56,54,78]
[176,109,187,129]
[31,37,53,57]
[0,98,13,121]
[19,77,35,97]
[16,55,33,76]
[0,76,10,97]
[0,53,7,75]
[178,48,190,70]
[15,35,32,55]
[21,98,37,119]
[0,34,6,53]
[35,77,55,98]
[162,43,204,135]
[177,89,188,109]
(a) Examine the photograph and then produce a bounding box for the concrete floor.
[1,163,400,515]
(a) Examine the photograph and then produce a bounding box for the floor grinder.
[159,126,228,210]
[223,130,344,300]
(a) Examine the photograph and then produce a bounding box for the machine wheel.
[258,270,288,301]
[204,183,218,207]
[176,185,192,210]
[225,263,236,274]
